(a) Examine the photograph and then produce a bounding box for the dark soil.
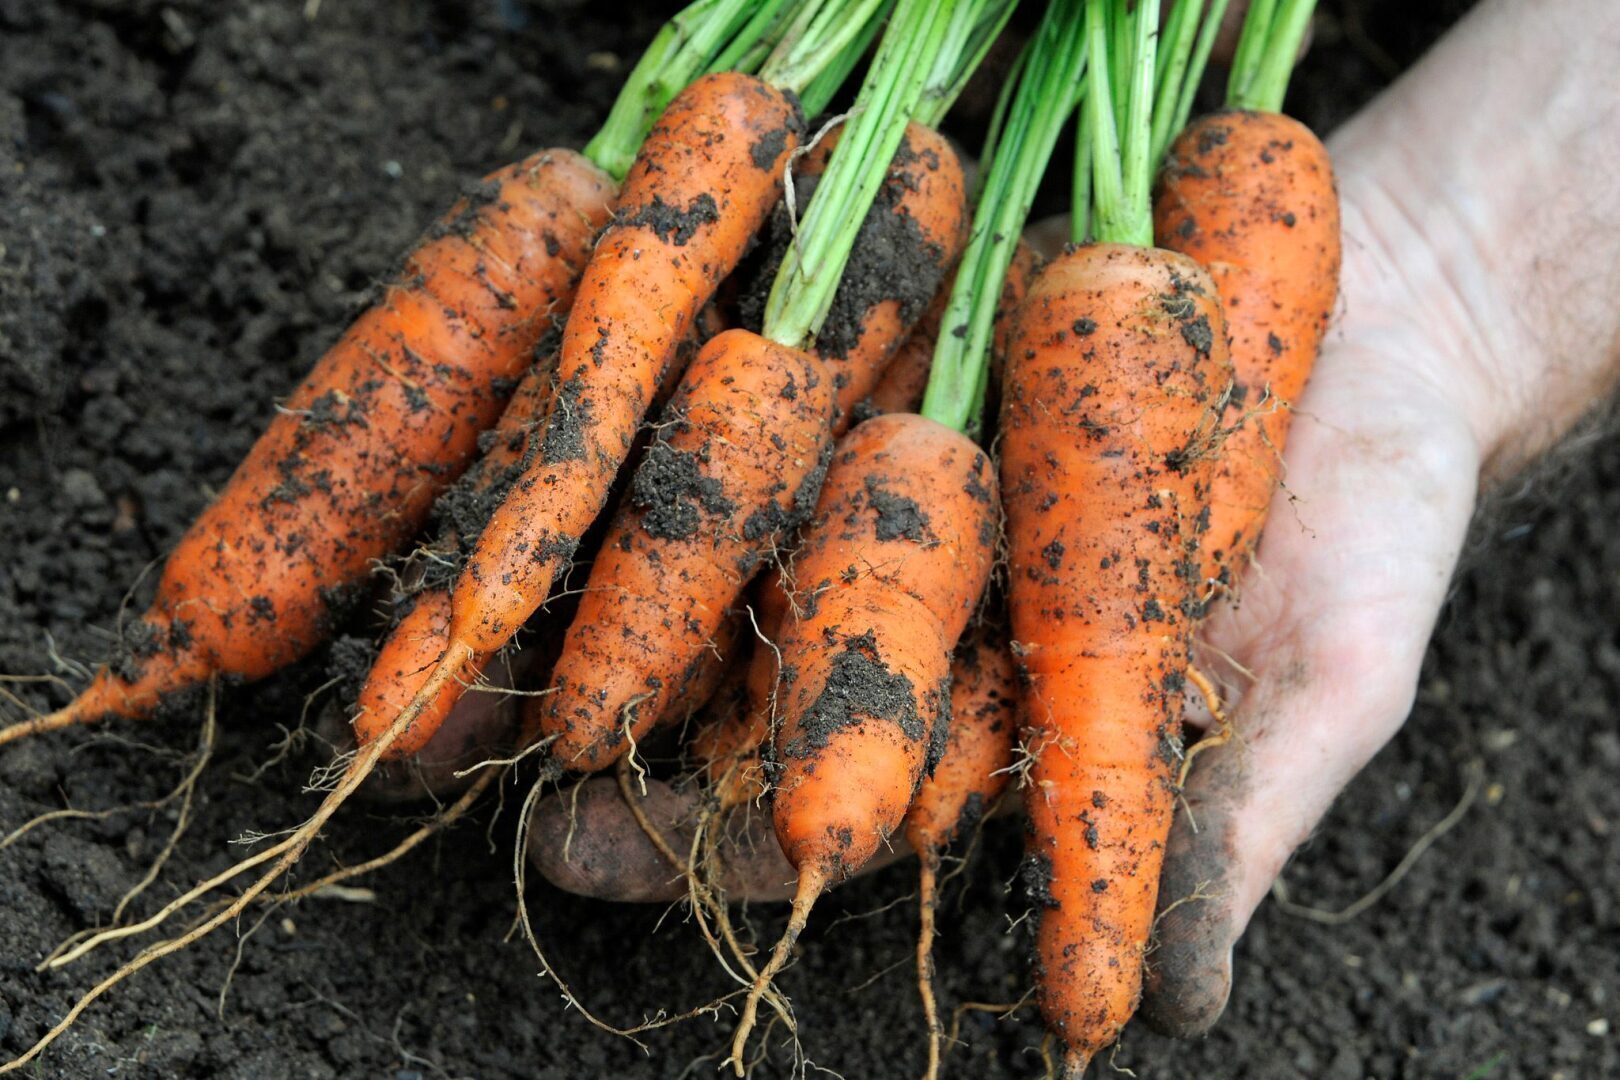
[2,1,1615,1077]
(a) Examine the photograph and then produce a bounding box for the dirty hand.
[1143,0,1620,1035]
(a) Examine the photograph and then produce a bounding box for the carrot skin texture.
[1001,244,1230,1062]
[536,329,836,772]
[452,74,804,656]
[352,301,716,759]
[770,414,998,881]
[903,633,1019,857]
[351,343,565,757]
[59,150,615,725]
[1154,111,1341,588]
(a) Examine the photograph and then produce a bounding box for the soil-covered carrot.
[904,630,1018,1080]
[0,0,807,751]
[1004,3,1233,1071]
[533,118,970,775]
[0,3,845,1071]
[0,150,614,749]
[772,123,971,426]
[1155,0,1338,590]
[724,4,1019,1069]
[538,329,837,773]
[348,302,713,763]
[730,411,999,1068]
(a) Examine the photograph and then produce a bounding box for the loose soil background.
[2,1,1616,1077]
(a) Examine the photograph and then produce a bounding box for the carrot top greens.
[762,0,1017,356]
[1227,0,1317,113]
[919,0,1087,436]
[584,0,885,181]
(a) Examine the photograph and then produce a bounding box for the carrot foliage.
[762,0,1017,352]
[1227,0,1318,113]
[919,0,1087,436]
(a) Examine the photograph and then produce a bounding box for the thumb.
[1140,344,1482,1036]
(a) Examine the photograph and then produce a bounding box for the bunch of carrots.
[0,0,1338,1074]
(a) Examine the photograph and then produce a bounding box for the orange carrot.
[904,630,1018,1080]
[1154,109,1340,591]
[730,412,998,1068]
[350,301,715,761]
[1003,244,1230,1070]
[445,74,801,668]
[530,121,967,776]
[817,123,969,425]
[0,151,615,748]
[537,328,837,773]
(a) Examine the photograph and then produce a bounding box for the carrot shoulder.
[1002,244,1230,1065]
[1154,110,1340,589]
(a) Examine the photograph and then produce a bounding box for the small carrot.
[0,151,615,750]
[1004,3,1234,1071]
[1155,5,1339,592]
[904,630,1018,1080]
[537,328,837,773]
[729,412,1000,1069]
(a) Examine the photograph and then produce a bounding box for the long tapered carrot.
[904,630,1018,1080]
[446,74,802,663]
[350,345,562,759]
[1006,244,1229,1075]
[0,150,615,750]
[350,301,713,761]
[1005,3,1236,1070]
[729,411,999,1069]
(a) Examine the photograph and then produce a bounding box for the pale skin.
[527,0,1620,1041]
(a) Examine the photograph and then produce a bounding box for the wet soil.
[2,1,1615,1077]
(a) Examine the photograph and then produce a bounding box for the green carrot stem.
[764,0,1003,356]
[1071,101,1093,244]
[1120,0,1159,230]
[797,0,893,117]
[1085,0,1130,245]
[915,0,1020,129]
[1234,0,1315,112]
[1166,0,1232,153]
[1225,0,1277,107]
[921,0,1087,435]
[710,0,805,77]
[759,0,893,99]
[1150,0,1204,169]
[584,0,760,181]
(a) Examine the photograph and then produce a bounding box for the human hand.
[1144,0,1620,1034]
